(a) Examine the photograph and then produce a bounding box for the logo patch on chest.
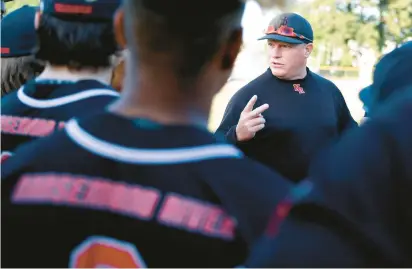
[293,84,305,94]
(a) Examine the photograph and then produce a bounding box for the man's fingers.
[243,95,258,112]
[251,103,269,117]
[246,117,266,127]
[249,124,265,133]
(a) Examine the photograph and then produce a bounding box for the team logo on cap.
[281,16,288,26]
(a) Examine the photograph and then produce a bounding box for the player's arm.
[246,116,410,267]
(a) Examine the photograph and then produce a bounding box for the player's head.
[259,13,313,80]
[35,0,121,70]
[360,41,412,115]
[114,0,245,94]
[1,5,45,96]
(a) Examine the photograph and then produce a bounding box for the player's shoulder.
[205,152,291,190]
[1,89,21,113]
[1,129,73,179]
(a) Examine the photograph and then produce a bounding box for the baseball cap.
[359,41,412,113]
[1,5,38,57]
[258,13,313,44]
[40,0,121,21]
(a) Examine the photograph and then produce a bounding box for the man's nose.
[270,46,282,58]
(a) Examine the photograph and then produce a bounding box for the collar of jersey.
[17,80,119,109]
[64,118,244,164]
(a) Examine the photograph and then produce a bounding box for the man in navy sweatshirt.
[216,13,357,183]
[246,41,412,267]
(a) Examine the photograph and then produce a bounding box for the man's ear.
[34,11,41,30]
[221,28,243,70]
[305,43,313,58]
[114,8,127,49]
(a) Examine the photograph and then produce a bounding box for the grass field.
[208,78,368,132]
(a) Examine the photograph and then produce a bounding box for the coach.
[216,13,357,183]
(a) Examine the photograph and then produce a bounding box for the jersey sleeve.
[246,107,412,267]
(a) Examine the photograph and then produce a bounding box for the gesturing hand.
[235,95,269,142]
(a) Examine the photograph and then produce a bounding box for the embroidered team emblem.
[293,84,305,94]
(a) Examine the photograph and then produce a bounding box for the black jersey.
[1,79,118,153]
[1,112,291,268]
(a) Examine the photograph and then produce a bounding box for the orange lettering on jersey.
[157,194,186,224]
[12,174,160,220]
[128,185,160,219]
[54,3,92,14]
[1,116,58,137]
[158,193,236,240]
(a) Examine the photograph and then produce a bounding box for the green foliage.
[296,0,412,66]
[385,0,412,46]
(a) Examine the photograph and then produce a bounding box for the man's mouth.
[271,62,284,67]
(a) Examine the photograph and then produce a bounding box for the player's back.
[2,112,291,268]
[1,79,118,153]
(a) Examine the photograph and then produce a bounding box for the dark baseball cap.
[1,5,38,57]
[40,0,121,21]
[258,13,313,44]
[359,41,412,113]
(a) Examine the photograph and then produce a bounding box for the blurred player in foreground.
[1,5,45,97]
[246,41,412,267]
[1,0,291,267]
[1,0,120,155]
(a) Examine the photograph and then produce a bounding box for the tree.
[385,0,412,46]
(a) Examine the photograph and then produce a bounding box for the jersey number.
[70,236,147,268]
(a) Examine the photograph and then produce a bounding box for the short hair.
[124,0,244,80]
[1,55,45,97]
[35,14,118,70]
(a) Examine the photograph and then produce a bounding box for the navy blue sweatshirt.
[216,68,357,182]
